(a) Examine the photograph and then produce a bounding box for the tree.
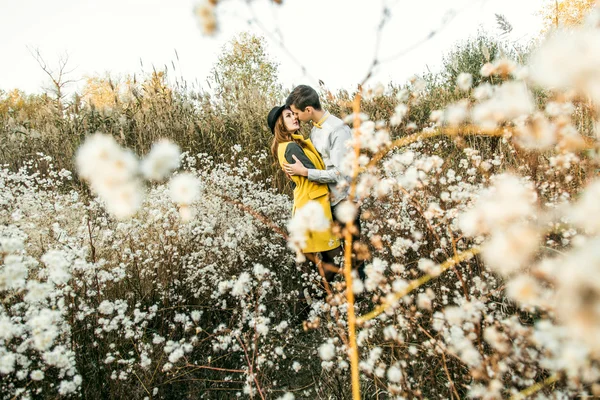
[30,48,76,112]
[81,75,125,110]
[539,0,598,33]
[0,89,49,124]
[209,32,282,107]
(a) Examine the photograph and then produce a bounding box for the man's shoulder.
[326,113,344,126]
[325,115,351,140]
[323,114,349,133]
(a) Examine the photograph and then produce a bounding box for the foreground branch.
[357,247,480,324]
[509,373,560,400]
[364,125,507,171]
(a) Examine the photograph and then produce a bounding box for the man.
[284,85,365,281]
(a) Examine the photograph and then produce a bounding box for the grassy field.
[1,24,600,399]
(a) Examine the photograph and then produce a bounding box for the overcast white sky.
[0,0,545,95]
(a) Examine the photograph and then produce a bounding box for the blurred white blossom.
[140,139,181,181]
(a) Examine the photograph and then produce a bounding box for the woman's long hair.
[270,109,304,165]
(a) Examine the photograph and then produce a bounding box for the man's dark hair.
[286,85,322,111]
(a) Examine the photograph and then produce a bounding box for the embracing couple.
[267,85,365,298]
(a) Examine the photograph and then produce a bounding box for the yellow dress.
[278,134,340,253]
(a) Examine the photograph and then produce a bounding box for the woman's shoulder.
[283,142,305,159]
[285,141,302,150]
[277,141,291,152]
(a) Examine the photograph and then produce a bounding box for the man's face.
[290,104,312,122]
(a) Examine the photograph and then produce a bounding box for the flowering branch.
[236,335,266,400]
[217,194,288,239]
[364,126,507,171]
[509,373,560,400]
[343,92,364,400]
[357,247,480,324]
[217,193,340,293]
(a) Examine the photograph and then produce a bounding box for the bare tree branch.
[223,0,486,90]
[28,47,77,109]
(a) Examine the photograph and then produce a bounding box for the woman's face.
[282,109,299,132]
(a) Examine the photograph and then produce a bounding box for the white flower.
[169,173,201,205]
[31,370,45,381]
[76,133,136,183]
[387,365,402,383]
[457,73,473,91]
[58,379,80,395]
[359,120,375,136]
[417,293,432,310]
[483,326,509,353]
[429,110,444,122]
[0,316,19,341]
[366,258,388,292]
[275,321,289,333]
[418,258,442,277]
[482,224,540,276]
[298,201,330,231]
[194,0,217,35]
[191,310,202,322]
[253,263,269,278]
[0,237,24,253]
[530,28,600,104]
[334,201,357,224]
[101,180,144,220]
[152,335,165,345]
[1,255,28,290]
[140,352,152,369]
[396,88,409,102]
[140,140,181,181]
[98,300,115,315]
[514,112,557,150]
[568,179,600,233]
[391,104,408,126]
[256,321,269,336]
[41,249,71,285]
[444,101,469,126]
[0,352,16,374]
[473,83,493,101]
[276,393,295,400]
[472,82,534,129]
[177,204,196,223]
[447,326,482,367]
[352,275,364,294]
[76,133,145,219]
[43,345,72,369]
[493,59,517,76]
[287,201,332,257]
[25,281,53,303]
[480,62,495,77]
[458,174,536,235]
[29,309,61,351]
[507,274,541,306]
[168,348,184,363]
[231,272,252,297]
[319,342,335,361]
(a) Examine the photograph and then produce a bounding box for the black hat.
[267,105,286,135]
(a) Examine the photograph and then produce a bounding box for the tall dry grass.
[2,27,600,399]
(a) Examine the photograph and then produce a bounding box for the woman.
[267,105,342,285]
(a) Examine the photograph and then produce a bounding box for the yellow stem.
[364,125,507,171]
[357,247,480,324]
[344,91,363,400]
[343,231,360,400]
[509,373,560,400]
